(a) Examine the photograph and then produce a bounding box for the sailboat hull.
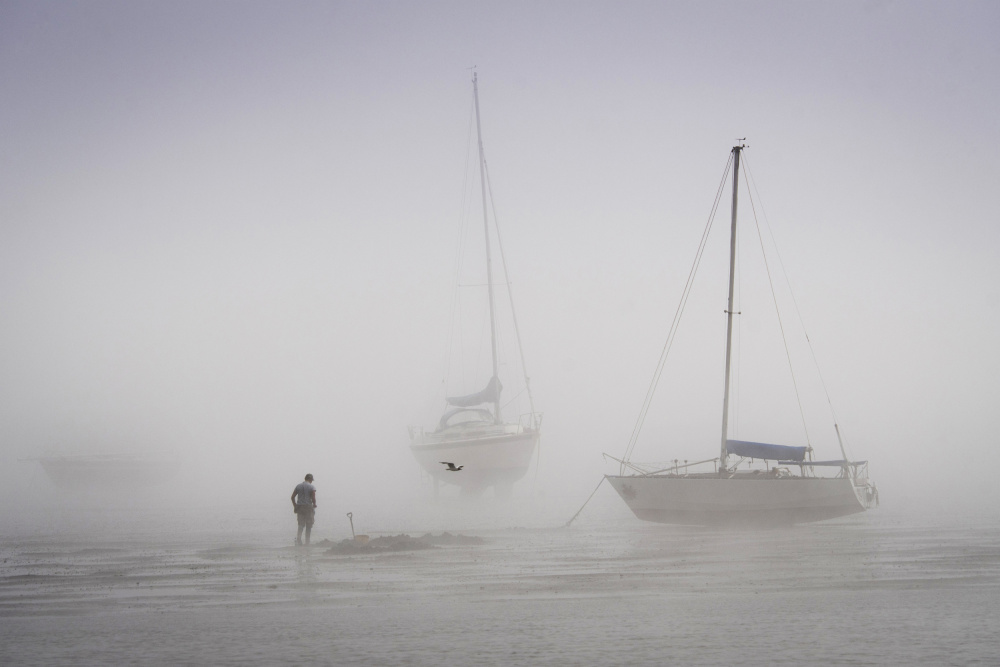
[38,456,180,489]
[606,474,869,526]
[410,429,539,492]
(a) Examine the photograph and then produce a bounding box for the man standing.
[290,473,317,546]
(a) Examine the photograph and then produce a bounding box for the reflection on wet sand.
[1,511,999,665]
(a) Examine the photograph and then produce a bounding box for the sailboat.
[408,73,541,496]
[606,143,878,525]
[31,453,180,489]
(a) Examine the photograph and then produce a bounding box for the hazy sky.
[1,1,998,518]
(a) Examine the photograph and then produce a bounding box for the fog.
[1,1,998,538]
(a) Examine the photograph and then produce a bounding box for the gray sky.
[1,1,998,519]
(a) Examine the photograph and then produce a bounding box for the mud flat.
[1,511,999,665]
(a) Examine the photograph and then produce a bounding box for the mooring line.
[564,476,607,527]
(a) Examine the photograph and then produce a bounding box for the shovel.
[346,512,369,545]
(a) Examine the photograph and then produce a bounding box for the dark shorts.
[295,504,315,527]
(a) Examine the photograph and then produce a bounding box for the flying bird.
[440,462,464,472]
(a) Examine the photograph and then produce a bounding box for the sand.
[2,507,999,665]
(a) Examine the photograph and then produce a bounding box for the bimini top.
[727,439,808,462]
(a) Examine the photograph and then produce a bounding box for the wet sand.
[2,509,999,665]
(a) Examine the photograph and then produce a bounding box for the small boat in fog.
[409,73,541,497]
[34,454,180,489]
[606,143,878,525]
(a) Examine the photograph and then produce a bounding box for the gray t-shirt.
[293,482,315,506]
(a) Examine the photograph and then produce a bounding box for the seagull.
[440,462,464,472]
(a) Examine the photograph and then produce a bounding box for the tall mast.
[473,72,501,423]
[720,143,743,470]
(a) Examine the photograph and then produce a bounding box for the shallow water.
[2,507,998,666]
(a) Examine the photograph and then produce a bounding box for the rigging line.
[477,299,490,385]
[444,97,479,398]
[622,154,733,465]
[620,153,735,468]
[482,158,543,484]
[501,385,526,410]
[743,156,853,462]
[484,158,538,427]
[741,159,811,447]
[734,204,743,440]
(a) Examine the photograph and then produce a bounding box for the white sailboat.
[409,73,541,496]
[606,143,878,525]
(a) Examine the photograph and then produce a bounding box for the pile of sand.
[323,532,484,555]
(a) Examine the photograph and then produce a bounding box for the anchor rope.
[564,476,607,527]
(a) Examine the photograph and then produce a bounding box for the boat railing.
[848,460,872,484]
[518,412,543,431]
[602,453,721,477]
[640,457,721,476]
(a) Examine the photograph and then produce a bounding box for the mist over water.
[3,1,1000,664]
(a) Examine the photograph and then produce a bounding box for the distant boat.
[606,143,878,525]
[409,73,541,497]
[34,454,179,489]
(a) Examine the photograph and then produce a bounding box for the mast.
[720,143,743,470]
[473,72,502,424]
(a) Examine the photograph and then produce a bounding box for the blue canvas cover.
[727,439,808,462]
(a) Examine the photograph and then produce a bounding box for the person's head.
[304,474,314,482]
